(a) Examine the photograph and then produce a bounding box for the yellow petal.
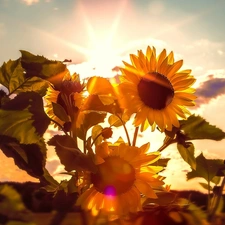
[167,51,174,64]
[146,46,152,60]
[130,153,160,167]
[135,179,157,198]
[157,49,167,68]
[166,60,183,78]
[96,142,110,158]
[136,173,164,187]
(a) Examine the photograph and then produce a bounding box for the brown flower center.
[91,156,135,195]
[137,72,174,110]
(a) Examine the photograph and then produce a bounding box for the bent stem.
[132,127,139,146]
[116,114,131,146]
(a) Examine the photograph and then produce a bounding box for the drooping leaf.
[20,50,68,90]
[48,135,97,173]
[87,76,114,95]
[0,59,48,96]
[108,114,129,127]
[151,158,170,167]
[76,111,106,140]
[187,153,225,182]
[0,92,50,144]
[0,135,47,178]
[82,94,122,114]
[177,142,196,170]
[180,115,225,141]
[52,102,70,122]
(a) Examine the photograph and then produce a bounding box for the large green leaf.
[0,135,47,178]
[76,111,107,140]
[20,50,68,90]
[187,153,225,182]
[0,59,24,92]
[48,135,97,173]
[0,92,50,144]
[0,59,48,96]
[177,142,196,170]
[180,115,225,141]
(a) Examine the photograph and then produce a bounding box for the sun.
[84,38,122,77]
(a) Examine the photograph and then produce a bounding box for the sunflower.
[76,142,164,215]
[119,46,196,131]
[44,72,86,129]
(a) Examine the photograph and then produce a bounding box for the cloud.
[195,74,225,106]
[22,0,39,5]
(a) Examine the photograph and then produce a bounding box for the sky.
[1,0,225,192]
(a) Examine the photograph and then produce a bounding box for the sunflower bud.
[101,127,113,139]
[61,80,83,96]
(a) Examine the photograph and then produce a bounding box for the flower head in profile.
[119,46,196,131]
[77,142,164,215]
[44,72,86,129]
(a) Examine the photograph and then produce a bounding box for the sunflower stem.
[116,114,131,146]
[132,126,139,146]
[157,136,175,152]
[208,176,225,221]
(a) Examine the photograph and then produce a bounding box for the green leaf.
[108,114,129,127]
[187,153,225,182]
[211,176,221,185]
[20,50,67,90]
[82,94,122,114]
[48,135,97,173]
[15,76,49,96]
[0,135,47,178]
[177,142,196,170]
[0,92,50,144]
[76,111,106,140]
[199,182,212,191]
[0,59,24,92]
[52,102,70,122]
[0,59,48,96]
[151,158,170,167]
[180,114,225,141]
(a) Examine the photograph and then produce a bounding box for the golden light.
[85,40,122,77]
